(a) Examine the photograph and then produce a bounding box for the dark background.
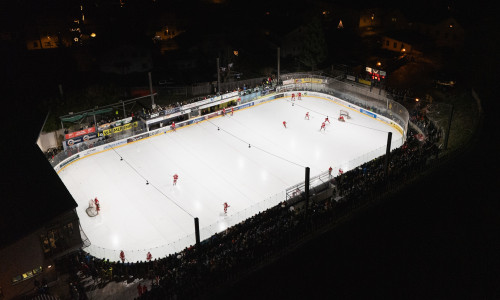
[1,0,499,298]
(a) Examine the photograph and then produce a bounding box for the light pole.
[217,57,221,95]
[277,47,280,84]
[148,72,155,107]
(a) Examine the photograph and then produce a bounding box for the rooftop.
[0,101,78,249]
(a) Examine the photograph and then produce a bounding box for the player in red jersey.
[338,168,344,175]
[146,251,152,262]
[231,107,234,116]
[305,112,309,120]
[325,116,330,123]
[338,115,345,122]
[222,107,226,116]
[328,166,333,177]
[320,122,326,131]
[171,121,176,131]
[298,92,302,100]
[94,197,100,214]
[291,93,295,101]
[173,174,179,185]
[223,202,230,214]
[120,250,125,263]
[283,121,287,128]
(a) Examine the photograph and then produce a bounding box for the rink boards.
[55,91,405,262]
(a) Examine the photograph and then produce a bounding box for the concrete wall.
[37,129,64,152]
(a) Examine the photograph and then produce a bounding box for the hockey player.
[298,92,302,100]
[120,250,125,263]
[171,121,176,131]
[338,168,344,175]
[231,107,234,116]
[320,122,326,131]
[94,198,100,214]
[338,115,345,122]
[222,107,226,116]
[173,174,179,185]
[325,116,330,123]
[328,166,333,177]
[291,93,295,101]
[305,112,310,120]
[283,121,287,128]
[223,202,230,214]
[146,251,152,262]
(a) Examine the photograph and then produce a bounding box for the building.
[279,25,308,58]
[99,44,153,74]
[153,25,185,54]
[0,103,82,300]
[410,17,464,48]
[380,31,429,56]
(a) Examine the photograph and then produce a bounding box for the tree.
[300,17,328,71]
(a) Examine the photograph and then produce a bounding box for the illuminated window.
[12,267,43,285]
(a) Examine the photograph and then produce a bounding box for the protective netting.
[86,206,98,217]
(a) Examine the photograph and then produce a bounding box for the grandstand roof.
[0,101,78,248]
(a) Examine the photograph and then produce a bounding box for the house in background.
[279,25,308,58]
[410,16,464,48]
[99,44,153,75]
[380,31,428,56]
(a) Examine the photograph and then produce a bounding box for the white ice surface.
[58,95,403,262]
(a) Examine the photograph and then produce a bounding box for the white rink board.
[58,95,403,262]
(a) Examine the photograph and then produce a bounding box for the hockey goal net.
[339,110,351,119]
[86,199,99,217]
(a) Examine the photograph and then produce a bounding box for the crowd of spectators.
[44,79,448,299]
[50,77,281,166]
[57,100,444,299]
[387,87,416,104]
[141,75,278,119]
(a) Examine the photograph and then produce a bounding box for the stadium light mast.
[305,167,310,214]
[384,132,392,179]
[217,57,221,94]
[120,100,126,118]
[444,104,454,150]
[148,72,155,107]
[194,217,200,247]
[277,47,280,83]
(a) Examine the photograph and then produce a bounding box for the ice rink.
[58,95,404,262]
